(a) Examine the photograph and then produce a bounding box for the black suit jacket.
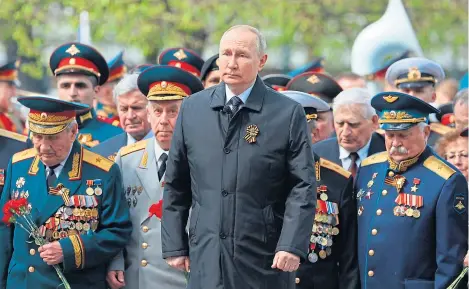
[312,133,386,166]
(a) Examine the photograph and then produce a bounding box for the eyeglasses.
[445,152,468,160]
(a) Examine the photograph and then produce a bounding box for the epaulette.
[12,148,37,163]
[430,122,455,136]
[0,129,27,142]
[320,158,351,178]
[423,155,455,180]
[112,120,120,127]
[82,149,113,172]
[120,140,147,157]
[361,151,388,167]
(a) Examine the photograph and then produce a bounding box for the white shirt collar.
[225,82,255,104]
[46,145,73,179]
[339,137,373,167]
[126,133,137,146]
[153,138,169,168]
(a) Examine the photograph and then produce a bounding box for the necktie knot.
[160,153,168,163]
[225,96,243,116]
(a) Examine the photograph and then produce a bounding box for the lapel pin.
[244,124,259,144]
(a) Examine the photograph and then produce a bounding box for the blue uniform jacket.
[0,141,132,289]
[76,109,123,148]
[355,147,468,289]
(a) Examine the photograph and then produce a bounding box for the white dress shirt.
[339,137,372,170]
[225,82,255,104]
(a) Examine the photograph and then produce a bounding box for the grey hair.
[113,73,140,105]
[332,88,377,119]
[417,122,429,132]
[221,25,267,56]
[453,88,468,108]
[65,119,78,132]
[308,119,317,132]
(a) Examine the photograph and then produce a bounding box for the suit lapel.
[136,139,159,202]
[35,142,83,226]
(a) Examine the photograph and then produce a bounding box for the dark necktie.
[224,96,243,117]
[47,164,60,189]
[348,152,359,178]
[158,153,168,181]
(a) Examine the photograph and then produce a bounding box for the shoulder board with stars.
[423,155,456,180]
[82,149,113,172]
[12,148,37,164]
[120,140,147,157]
[430,123,455,136]
[0,129,28,143]
[361,151,388,167]
[320,157,351,178]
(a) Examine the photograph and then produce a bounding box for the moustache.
[390,146,408,155]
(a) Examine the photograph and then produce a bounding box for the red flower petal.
[148,200,163,219]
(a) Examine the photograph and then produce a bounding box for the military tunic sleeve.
[434,173,468,288]
[59,164,132,272]
[0,160,14,288]
[161,99,192,259]
[275,103,316,261]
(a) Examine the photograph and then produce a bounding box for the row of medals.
[308,212,339,263]
[86,185,102,196]
[126,185,144,208]
[42,205,99,241]
[393,205,421,218]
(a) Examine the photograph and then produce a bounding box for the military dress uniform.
[96,51,126,123]
[49,42,123,147]
[158,47,204,77]
[281,90,360,289]
[107,65,204,289]
[0,129,28,193]
[0,60,22,133]
[385,57,454,146]
[0,97,132,289]
[356,92,468,289]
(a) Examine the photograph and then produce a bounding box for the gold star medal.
[244,125,259,144]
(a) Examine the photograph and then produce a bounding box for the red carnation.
[149,200,163,220]
[1,212,14,226]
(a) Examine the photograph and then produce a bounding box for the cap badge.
[383,95,399,103]
[407,67,421,80]
[307,75,320,84]
[65,44,80,56]
[173,49,188,60]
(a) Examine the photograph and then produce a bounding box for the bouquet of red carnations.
[2,198,71,289]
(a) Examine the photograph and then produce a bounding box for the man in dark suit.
[313,88,385,175]
[162,25,316,289]
[92,72,153,161]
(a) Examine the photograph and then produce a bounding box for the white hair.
[222,25,267,56]
[332,88,376,119]
[417,122,429,132]
[112,73,140,105]
[453,88,468,107]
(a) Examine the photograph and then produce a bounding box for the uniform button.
[295,277,300,284]
[369,249,375,256]
[388,171,395,177]
[141,260,148,267]
[382,190,388,196]
[219,233,226,239]
[29,249,36,255]
[142,226,149,233]
[376,209,382,216]
[222,190,228,197]
[223,148,231,154]
[371,229,378,235]
[368,270,374,277]
[28,266,35,273]
[142,243,148,249]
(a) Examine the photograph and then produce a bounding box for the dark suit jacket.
[162,77,316,289]
[312,133,386,166]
